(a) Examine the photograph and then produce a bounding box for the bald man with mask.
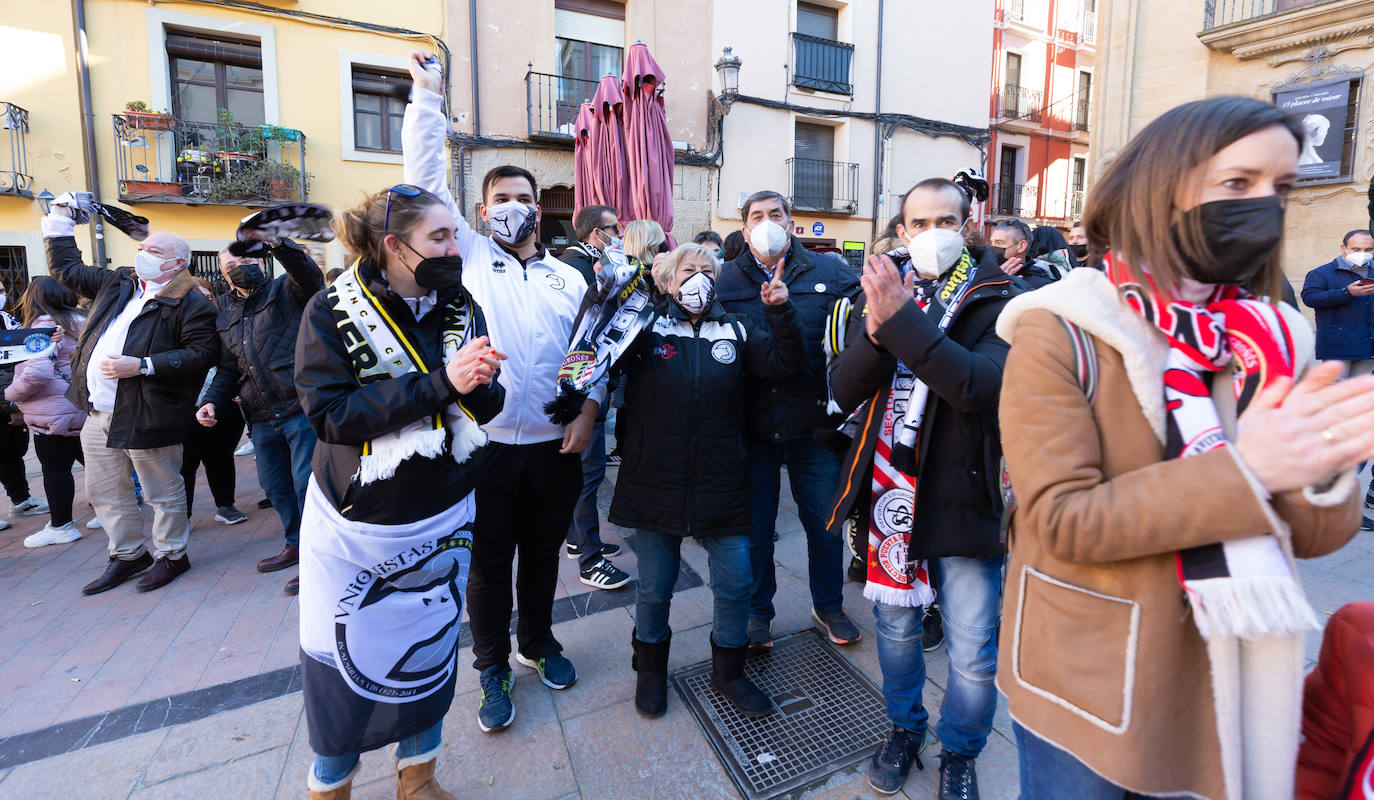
[42,200,219,595]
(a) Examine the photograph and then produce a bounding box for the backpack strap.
[1000,315,1099,541]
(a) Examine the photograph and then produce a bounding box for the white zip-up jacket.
[403,88,592,446]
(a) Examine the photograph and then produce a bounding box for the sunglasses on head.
[383,184,425,233]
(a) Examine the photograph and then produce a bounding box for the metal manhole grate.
[671,630,888,799]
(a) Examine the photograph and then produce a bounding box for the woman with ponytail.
[996,96,1373,799]
[293,185,506,800]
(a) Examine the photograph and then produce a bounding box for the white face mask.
[907,225,967,279]
[1347,251,1373,267]
[748,220,788,259]
[487,200,537,244]
[134,250,175,282]
[675,271,715,315]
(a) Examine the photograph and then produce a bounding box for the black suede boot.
[631,628,671,718]
[710,635,772,718]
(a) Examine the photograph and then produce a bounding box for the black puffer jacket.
[608,298,803,537]
[717,238,860,442]
[294,260,504,525]
[204,239,323,423]
[826,247,1023,559]
[46,236,219,449]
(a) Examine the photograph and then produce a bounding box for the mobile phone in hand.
[1358,279,1374,286]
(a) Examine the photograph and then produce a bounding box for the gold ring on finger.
[1322,427,1337,444]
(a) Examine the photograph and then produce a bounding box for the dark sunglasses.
[596,223,621,236]
[383,184,425,233]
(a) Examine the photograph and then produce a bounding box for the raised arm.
[400,53,478,255]
[42,211,114,300]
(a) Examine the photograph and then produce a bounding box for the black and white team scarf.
[328,262,486,484]
[545,242,655,424]
[1107,253,1318,640]
[298,479,472,756]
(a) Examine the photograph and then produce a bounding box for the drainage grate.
[671,630,889,799]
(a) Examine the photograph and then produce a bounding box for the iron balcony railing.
[792,33,855,95]
[1203,0,1335,29]
[526,70,599,140]
[991,182,1039,217]
[1005,0,1028,23]
[1,103,33,198]
[1075,99,1091,131]
[1001,85,1044,123]
[112,113,308,206]
[787,157,860,214]
[1082,9,1097,44]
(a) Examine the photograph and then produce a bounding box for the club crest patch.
[711,340,737,364]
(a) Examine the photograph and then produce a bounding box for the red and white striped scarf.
[1106,254,1317,640]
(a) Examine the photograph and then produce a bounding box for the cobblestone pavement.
[0,441,1369,800]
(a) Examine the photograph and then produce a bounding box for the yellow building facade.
[0,0,449,291]
[1091,0,1374,285]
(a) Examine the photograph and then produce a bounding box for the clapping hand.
[861,254,915,343]
[445,336,506,395]
[760,262,789,306]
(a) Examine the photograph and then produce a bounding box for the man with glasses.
[562,205,619,286]
[403,53,603,734]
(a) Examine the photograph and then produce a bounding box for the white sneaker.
[24,522,81,548]
[234,441,255,457]
[0,518,11,531]
[11,497,49,516]
[86,517,103,529]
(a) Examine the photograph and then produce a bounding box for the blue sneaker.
[516,651,577,689]
[477,666,515,732]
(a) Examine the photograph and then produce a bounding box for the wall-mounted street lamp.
[36,188,54,215]
[714,46,742,100]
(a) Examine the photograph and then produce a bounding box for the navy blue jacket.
[717,238,860,442]
[1301,257,1374,360]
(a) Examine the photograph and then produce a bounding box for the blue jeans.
[312,721,442,785]
[1014,722,1189,799]
[874,555,1003,756]
[635,530,751,648]
[746,438,844,621]
[566,412,607,572]
[250,412,315,548]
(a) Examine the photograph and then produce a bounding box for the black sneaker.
[580,557,631,590]
[606,451,621,466]
[214,505,247,525]
[567,542,623,559]
[867,725,925,795]
[746,618,772,652]
[477,666,515,732]
[812,608,862,645]
[1363,516,1374,532]
[937,750,980,800]
[923,605,945,652]
[516,651,577,689]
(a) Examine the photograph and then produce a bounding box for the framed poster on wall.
[1274,76,1361,182]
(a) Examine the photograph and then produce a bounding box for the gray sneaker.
[746,618,772,651]
[11,496,48,516]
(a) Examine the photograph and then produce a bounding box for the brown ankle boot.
[308,762,357,799]
[396,755,456,800]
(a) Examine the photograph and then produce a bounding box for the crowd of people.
[7,48,1373,800]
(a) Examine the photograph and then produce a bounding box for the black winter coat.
[558,243,598,287]
[826,248,1022,559]
[204,239,323,423]
[1301,257,1374,360]
[608,298,804,537]
[294,260,504,525]
[46,236,219,449]
[717,239,860,442]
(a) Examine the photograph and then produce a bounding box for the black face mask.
[226,260,268,293]
[400,239,464,291]
[988,245,1007,264]
[1170,196,1284,286]
[1070,243,1089,260]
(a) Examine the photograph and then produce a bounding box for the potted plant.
[212,108,264,160]
[123,101,173,131]
[260,159,303,201]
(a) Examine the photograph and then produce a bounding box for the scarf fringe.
[358,427,447,485]
[1186,575,1319,641]
[863,579,936,609]
[448,413,488,464]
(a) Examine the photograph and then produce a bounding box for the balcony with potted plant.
[113,107,309,206]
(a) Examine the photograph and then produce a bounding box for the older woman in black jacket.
[610,243,803,719]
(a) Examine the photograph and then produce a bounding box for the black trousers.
[466,439,581,671]
[0,422,31,504]
[181,408,245,516]
[33,433,83,526]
